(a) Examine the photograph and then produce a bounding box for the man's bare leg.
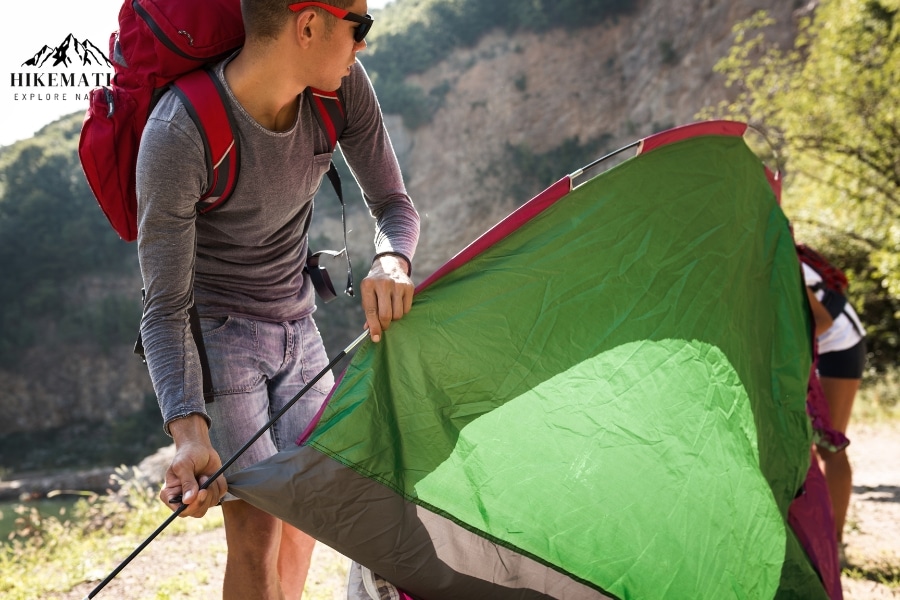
[221,499,286,600]
[278,522,316,598]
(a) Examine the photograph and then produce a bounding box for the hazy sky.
[0,0,394,147]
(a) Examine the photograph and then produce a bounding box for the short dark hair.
[242,0,355,41]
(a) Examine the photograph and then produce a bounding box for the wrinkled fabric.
[230,122,828,599]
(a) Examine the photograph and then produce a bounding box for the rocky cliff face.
[389,0,800,276]
[0,341,151,435]
[0,0,800,437]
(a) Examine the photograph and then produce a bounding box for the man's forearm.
[167,413,212,445]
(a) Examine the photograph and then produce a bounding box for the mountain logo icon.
[21,34,112,69]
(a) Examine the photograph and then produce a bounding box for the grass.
[843,557,900,590]
[0,467,223,600]
[151,574,213,600]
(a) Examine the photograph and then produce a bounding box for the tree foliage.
[0,113,139,365]
[704,0,900,369]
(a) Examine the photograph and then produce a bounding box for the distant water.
[0,495,83,544]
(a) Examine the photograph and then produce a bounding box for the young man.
[135,1,419,597]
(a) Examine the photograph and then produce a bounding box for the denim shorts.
[200,313,335,479]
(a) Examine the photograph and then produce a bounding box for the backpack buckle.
[306,248,353,303]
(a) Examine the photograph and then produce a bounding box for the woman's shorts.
[818,338,866,379]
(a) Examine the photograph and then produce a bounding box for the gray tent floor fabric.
[228,444,611,599]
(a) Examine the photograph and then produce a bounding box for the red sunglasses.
[288,2,373,43]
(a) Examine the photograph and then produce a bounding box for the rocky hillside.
[0,0,801,440]
[386,0,801,276]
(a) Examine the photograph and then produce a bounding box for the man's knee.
[222,500,283,560]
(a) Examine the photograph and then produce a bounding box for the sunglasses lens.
[354,15,372,42]
[345,15,372,44]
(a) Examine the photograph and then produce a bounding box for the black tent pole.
[84,330,369,599]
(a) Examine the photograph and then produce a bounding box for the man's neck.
[224,45,305,132]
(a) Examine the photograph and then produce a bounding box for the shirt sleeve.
[801,263,824,299]
[336,61,420,263]
[135,93,211,433]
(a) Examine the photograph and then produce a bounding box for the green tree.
[0,114,138,365]
[705,0,899,368]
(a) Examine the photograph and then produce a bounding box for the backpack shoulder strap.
[303,87,354,300]
[307,87,346,150]
[170,68,241,213]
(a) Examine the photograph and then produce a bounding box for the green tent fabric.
[229,121,826,599]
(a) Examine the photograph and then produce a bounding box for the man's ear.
[293,10,316,47]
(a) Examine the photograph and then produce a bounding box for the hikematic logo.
[11,34,113,103]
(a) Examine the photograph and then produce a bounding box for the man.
[135,0,419,597]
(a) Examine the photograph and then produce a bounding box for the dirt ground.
[65,422,900,600]
[840,422,900,599]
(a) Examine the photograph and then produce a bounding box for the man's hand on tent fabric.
[161,414,227,517]
[361,254,414,343]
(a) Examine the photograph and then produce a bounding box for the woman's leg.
[817,375,861,543]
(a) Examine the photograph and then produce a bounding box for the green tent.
[230,121,826,599]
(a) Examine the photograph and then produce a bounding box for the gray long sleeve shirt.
[136,58,419,431]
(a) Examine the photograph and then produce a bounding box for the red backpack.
[78,0,346,242]
[795,243,849,296]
